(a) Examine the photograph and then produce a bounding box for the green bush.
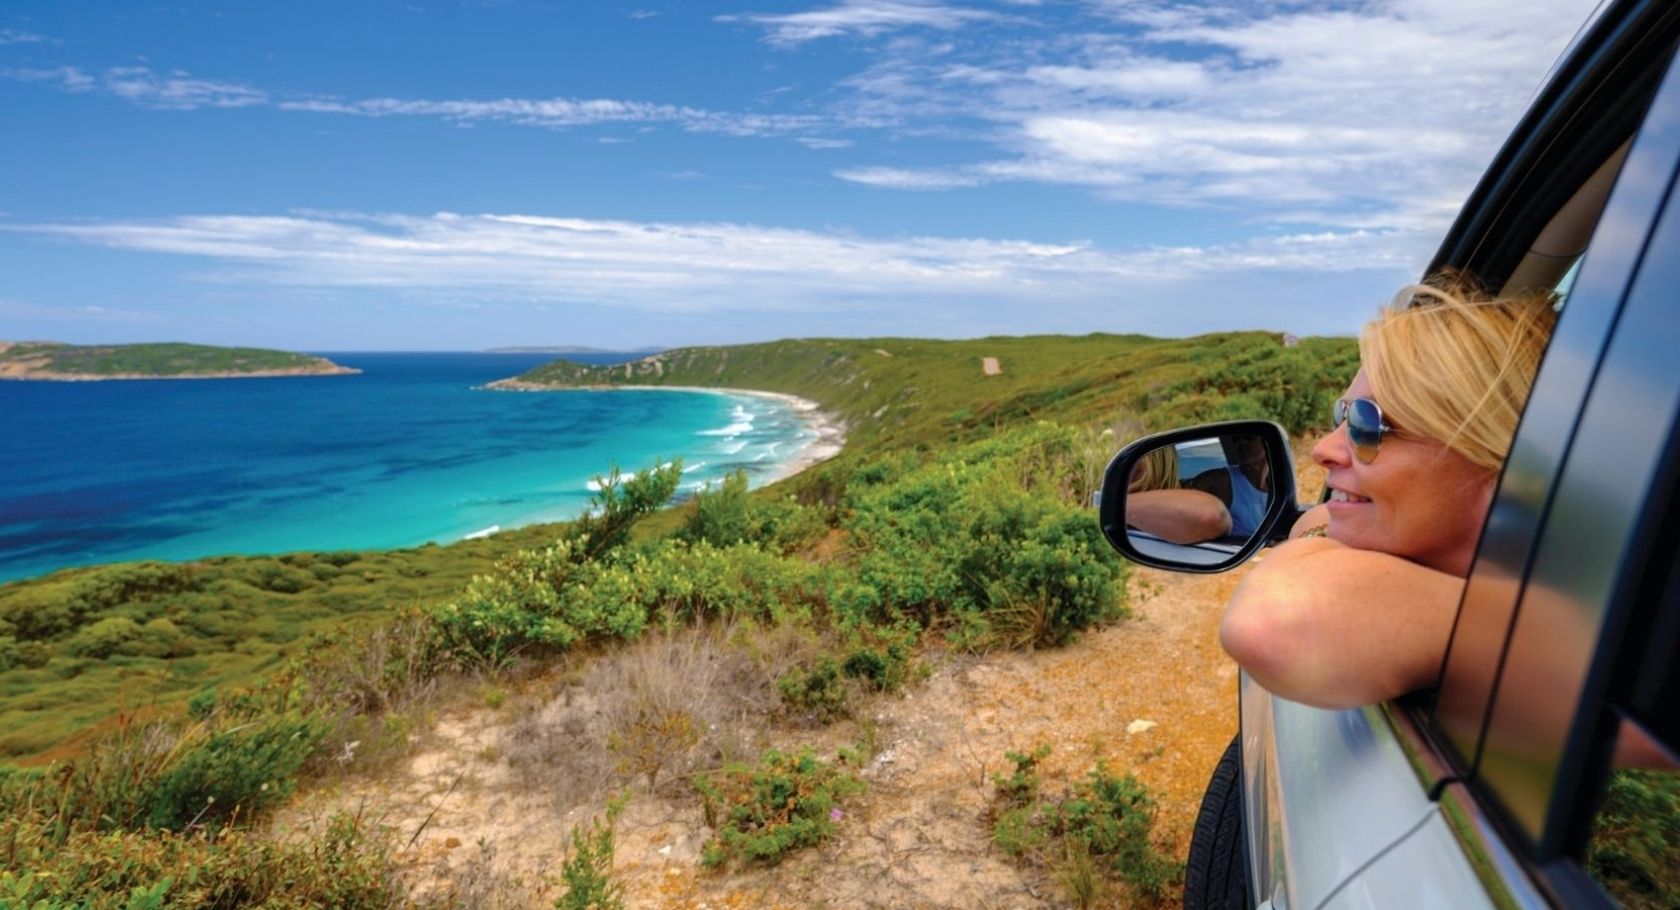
[555,812,623,910]
[839,620,918,692]
[839,424,1126,643]
[992,748,1182,903]
[696,747,865,868]
[141,715,321,831]
[677,470,826,553]
[776,658,848,722]
[0,809,402,909]
[1590,769,1680,910]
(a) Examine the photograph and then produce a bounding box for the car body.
[1099,1,1680,907]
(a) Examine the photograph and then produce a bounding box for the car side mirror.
[1096,420,1302,573]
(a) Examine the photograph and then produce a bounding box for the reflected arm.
[1127,489,1232,544]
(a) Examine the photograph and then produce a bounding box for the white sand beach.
[489,381,846,486]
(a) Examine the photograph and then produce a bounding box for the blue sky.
[0,1,1593,350]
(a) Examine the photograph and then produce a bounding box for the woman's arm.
[1127,488,1232,544]
[1220,537,1464,709]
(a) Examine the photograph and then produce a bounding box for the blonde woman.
[1220,275,1555,708]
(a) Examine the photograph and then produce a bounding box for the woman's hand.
[1220,535,1464,709]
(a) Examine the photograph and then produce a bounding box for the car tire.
[1184,734,1252,910]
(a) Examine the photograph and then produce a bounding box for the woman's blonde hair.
[1362,273,1557,471]
[1128,445,1180,492]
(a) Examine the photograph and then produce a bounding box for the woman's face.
[1311,368,1496,577]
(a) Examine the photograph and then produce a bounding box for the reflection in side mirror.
[1098,421,1300,573]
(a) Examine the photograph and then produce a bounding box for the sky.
[0,0,1598,350]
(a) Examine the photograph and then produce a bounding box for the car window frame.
[1413,12,1680,905]
[1421,0,1680,780]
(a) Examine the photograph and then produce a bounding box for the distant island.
[0,341,359,381]
[482,345,666,354]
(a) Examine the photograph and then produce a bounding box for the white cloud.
[6,211,1418,316]
[832,0,1591,234]
[4,65,267,109]
[719,0,1000,46]
[834,165,984,189]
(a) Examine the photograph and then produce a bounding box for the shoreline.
[485,380,846,488]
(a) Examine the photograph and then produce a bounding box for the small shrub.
[142,715,322,831]
[776,658,847,722]
[991,748,1182,904]
[696,747,865,868]
[555,810,624,910]
[993,744,1052,808]
[839,621,918,693]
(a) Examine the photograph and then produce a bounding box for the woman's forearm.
[1221,539,1464,709]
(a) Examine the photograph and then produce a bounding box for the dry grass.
[500,624,779,810]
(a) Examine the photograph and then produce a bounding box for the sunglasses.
[1334,397,1395,464]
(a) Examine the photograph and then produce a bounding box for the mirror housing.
[1097,420,1302,573]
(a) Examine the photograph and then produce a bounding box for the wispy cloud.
[831,0,1587,234]
[719,0,1000,46]
[0,28,52,45]
[4,65,267,109]
[6,211,1414,315]
[0,297,160,324]
[281,95,823,137]
[3,64,838,139]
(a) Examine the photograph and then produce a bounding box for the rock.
[1126,719,1158,735]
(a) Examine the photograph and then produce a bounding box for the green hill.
[0,341,357,380]
[501,331,1358,447]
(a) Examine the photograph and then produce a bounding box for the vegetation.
[0,523,570,762]
[1590,769,1680,910]
[0,341,352,378]
[991,745,1182,906]
[555,800,626,910]
[0,330,1365,903]
[695,747,866,869]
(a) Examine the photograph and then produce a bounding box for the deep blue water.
[0,352,817,583]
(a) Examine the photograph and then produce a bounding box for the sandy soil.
[981,357,1001,376]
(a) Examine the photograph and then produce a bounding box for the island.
[0,341,360,381]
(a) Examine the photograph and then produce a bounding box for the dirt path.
[982,357,1001,376]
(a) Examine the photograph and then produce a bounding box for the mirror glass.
[1124,433,1278,566]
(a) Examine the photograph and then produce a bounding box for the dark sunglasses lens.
[1346,399,1382,461]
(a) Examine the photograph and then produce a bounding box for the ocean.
[0,352,820,584]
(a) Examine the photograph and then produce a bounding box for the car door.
[1329,14,1680,907]
[1244,2,1680,907]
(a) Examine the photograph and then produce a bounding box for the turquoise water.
[0,353,818,583]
